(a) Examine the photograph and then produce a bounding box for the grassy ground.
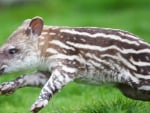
[0,0,150,113]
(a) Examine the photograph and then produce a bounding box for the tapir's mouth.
[0,65,7,75]
[0,68,4,75]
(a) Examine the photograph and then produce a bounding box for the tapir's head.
[0,17,44,74]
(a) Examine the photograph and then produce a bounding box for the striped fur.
[40,26,150,81]
[0,17,150,113]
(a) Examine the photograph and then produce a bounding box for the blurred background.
[0,0,150,113]
[0,0,150,42]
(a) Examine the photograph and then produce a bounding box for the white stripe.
[86,53,117,70]
[117,53,137,71]
[61,29,140,46]
[130,57,150,67]
[49,32,56,35]
[88,59,102,68]
[50,40,75,51]
[67,41,150,54]
[80,38,86,42]
[39,36,45,40]
[119,31,139,40]
[41,32,48,35]
[139,40,150,46]
[43,81,52,93]
[138,85,150,91]
[145,56,150,61]
[49,26,59,30]
[46,48,58,54]
[88,53,137,73]
[54,69,73,84]
[119,31,150,46]
[44,86,52,93]
[49,54,86,64]
[62,65,77,73]
[86,53,110,66]
[101,54,137,71]
[39,42,45,46]
[54,70,63,81]
[134,73,150,79]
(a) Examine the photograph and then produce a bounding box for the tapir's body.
[0,17,150,113]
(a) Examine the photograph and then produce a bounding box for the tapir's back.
[41,27,150,78]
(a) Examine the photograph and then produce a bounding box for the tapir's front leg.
[31,66,76,113]
[0,71,49,95]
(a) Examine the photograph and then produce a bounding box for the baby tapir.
[0,16,150,113]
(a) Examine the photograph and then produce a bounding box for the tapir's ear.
[26,17,43,37]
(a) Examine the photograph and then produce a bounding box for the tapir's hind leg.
[117,83,150,101]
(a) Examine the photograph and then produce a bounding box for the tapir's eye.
[8,48,18,55]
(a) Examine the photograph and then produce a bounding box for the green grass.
[0,0,150,113]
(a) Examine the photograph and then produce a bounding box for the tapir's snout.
[0,53,8,75]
